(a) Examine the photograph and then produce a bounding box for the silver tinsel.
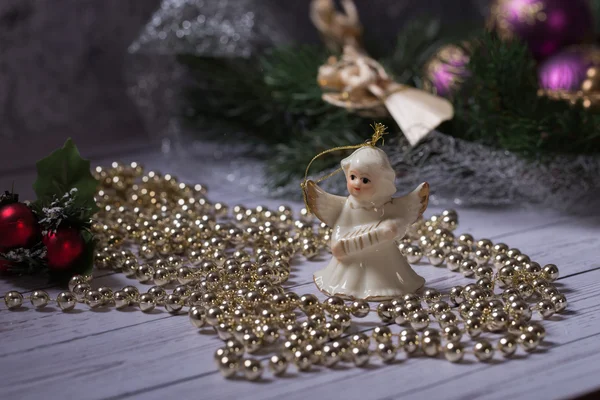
[126,0,292,141]
[128,0,288,57]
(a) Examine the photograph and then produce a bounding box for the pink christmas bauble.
[424,45,470,97]
[538,45,600,107]
[489,0,594,60]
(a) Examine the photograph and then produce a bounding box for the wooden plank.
[0,267,586,400]
[1,150,599,400]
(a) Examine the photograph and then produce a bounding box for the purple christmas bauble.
[424,45,470,97]
[489,0,594,60]
[538,45,600,107]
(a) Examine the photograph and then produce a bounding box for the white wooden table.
[1,147,599,400]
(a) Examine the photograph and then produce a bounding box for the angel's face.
[346,169,375,199]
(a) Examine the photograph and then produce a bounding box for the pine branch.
[447,32,600,157]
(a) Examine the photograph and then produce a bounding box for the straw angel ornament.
[302,124,428,300]
[312,0,454,146]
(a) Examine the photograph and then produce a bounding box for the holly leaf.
[32,138,99,213]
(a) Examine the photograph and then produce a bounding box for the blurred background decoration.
[126,0,600,211]
[0,0,161,171]
[2,0,600,211]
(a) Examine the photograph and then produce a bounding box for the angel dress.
[305,180,429,301]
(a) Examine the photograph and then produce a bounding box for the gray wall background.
[0,0,487,173]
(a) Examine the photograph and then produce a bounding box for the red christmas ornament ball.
[0,203,39,250]
[43,227,85,270]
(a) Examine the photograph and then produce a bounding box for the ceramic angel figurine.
[304,145,429,300]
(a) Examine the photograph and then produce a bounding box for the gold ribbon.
[300,122,388,214]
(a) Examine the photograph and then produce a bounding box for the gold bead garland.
[0,162,567,381]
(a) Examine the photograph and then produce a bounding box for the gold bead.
[323,296,345,314]
[164,294,183,314]
[437,312,458,328]
[294,350,313,371]
[494,254,509,268]
[423,288,442,303]
[321,344,341,367]
[458,233,474,245]
[206,307,225,326]
[376,342,397,363]
[509,299,532,321]
[492,243,508,256]
[139,293,156,313]
[148,286,167,304]
[497,334,518,357]
[460,260,477,277]
[269,354,288,376]
[524,262,542,275]
[444,342,464,363]
[122,286,140,303]
[98,287,114,303]
[30,290,50,308]
[73,283,91,302]
[474,339,494,362]
[475,265,494,279]
[405,245,423,263]
[153,268,171,287]
[427,248,445,266]
[56,291,77,311]
[347,333,368,350]
[465,317,483,338]
[541,285,560,299]
[299,294,319,313]
[216,322,234,341]
[324,321,343,339]
[536,299,555,319]
[350,299,370,318]
[218,356,238,379]
[261,325,280,344]
[242,332,263,353]
[332,312,351,329]
[524,322,546,340]
[519,331,539,352]
[551,294,567,313]
[446,253,463,272]
[421,336,441,357]
[449,286,464,305]
[377,301,395,323]
[173,285,192,300]
[410,310,430,331]
[113,290,129,309]
[442,325,462,342]
[476,238,492,250]
[506,248,521,258]
[508,319,526,335]
[285,292,300,309]
[214,347,231,363]
[430,300,450,315]
[398,331,419,355]
[4,290,24,309]
[85,290,104,308]
[226,339,245,358]
[542,264,559,281]
[350,346,370,367]
[68,275,87,291]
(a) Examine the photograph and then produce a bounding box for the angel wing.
[387,182,430,236]
[382,86,454,146]
[303,180,346,227]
